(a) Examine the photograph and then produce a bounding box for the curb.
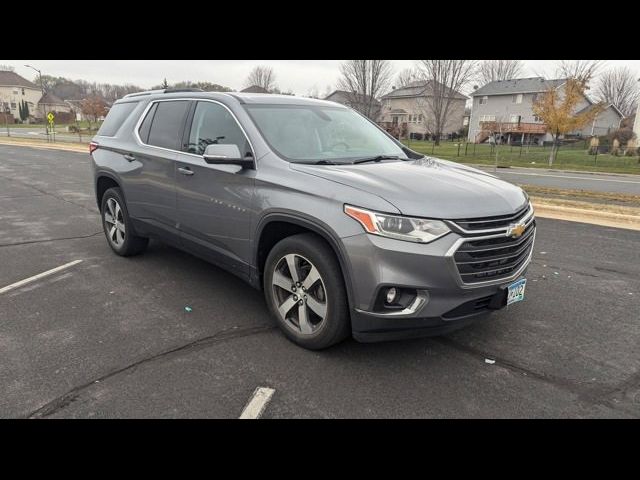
[0,140,87,154]
[532,202,640,231]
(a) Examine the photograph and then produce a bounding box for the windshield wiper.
[352,155,402,164]
[313,160,339,165]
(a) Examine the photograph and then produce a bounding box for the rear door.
[174,100,256,277]
[124,99,190,234]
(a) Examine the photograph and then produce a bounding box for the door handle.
[123,153,136,162]
[178,167,194,176]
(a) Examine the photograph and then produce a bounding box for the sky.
[5,60,640,96]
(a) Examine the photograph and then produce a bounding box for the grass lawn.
[403,140,640,175]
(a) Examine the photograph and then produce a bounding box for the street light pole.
[24,64,44,96]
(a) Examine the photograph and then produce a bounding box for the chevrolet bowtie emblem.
[506,222,526,238]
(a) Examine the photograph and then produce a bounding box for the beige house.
[379,81,467,139]
[38,92,73,121]
[0,69,41,121]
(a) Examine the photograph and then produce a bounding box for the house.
[241,85,269,93]
[0,69,41,121]
[378,81,467,139]
[468,77,624,144]
[38,92,74,122]
[323,90,382,120]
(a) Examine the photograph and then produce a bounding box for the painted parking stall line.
[239,387,276,419]
[0,259,83,295]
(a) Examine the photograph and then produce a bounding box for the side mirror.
[203,144,254,169]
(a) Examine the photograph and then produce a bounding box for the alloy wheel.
[272,254,327,335]
[104,197,126,247]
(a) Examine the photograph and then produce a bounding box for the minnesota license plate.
[506,278,526,306]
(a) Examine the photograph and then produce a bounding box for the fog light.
[386,287,398,304]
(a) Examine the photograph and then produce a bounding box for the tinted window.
[187,102,251,156]
[137,103,157,144]
[147,101,190,150]
[97,102,138,137]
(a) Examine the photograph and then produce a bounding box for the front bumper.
[341,226,534,342]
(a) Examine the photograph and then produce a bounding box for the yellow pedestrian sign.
[47,112,55,124]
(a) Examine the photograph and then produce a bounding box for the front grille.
[452,204,531,231]
[453,220,535,284]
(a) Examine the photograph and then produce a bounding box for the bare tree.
[244,65,276,92]
[555,60,604,86]
[337,60,394,119]
[477,60,524,85]
[395,68,421,88]
[416,60,478,146]
[594,67,640,117]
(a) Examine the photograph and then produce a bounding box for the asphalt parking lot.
[1,144,639,418]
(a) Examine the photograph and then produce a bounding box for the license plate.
[506,278,526,306]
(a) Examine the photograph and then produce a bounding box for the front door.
[175,100,255,278]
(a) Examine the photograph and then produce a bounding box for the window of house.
[479,115,496,122]
[12,89,18,95]
[21,88,25,95]
[510,115,521,123]
[479,96,488,105]
[512,94,523,104]
[531,94,538,103]
[10,102,17,109]
[533,115,543,122]
[418,114,423,123]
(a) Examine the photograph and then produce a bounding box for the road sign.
[47,112,55,124]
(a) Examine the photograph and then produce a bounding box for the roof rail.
[163,88,205,93]
[123,88,205,99]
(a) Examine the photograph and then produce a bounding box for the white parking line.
[0,259,83,295]
[239,387,276,419]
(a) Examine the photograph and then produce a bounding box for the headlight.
[344,205,450,243]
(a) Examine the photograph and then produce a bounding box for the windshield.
[245,104,408,164]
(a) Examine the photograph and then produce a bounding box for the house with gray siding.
[379,81,467,139]
[468,77,623,144]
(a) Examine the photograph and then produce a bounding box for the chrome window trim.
[132,97,256,162]
[445,222,536,289]
[445,202,534,235]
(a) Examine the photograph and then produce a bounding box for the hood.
[290,157,528,219]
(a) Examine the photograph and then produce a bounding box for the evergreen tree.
[18,101,24,121]
[24,101,30,120]
[161,78,169,89]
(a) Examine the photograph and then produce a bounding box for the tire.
[100,187,148,257]
[263,233,351,349]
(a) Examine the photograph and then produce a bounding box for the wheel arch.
[254,212,355,311]
[95,172,123,211]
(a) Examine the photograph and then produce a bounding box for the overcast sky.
[6,60,640,96]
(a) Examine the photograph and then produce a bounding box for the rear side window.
[97,102,137,137]
[137,103,157,144]
[146,101,190,150]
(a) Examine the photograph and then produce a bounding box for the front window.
[245,104,408,164]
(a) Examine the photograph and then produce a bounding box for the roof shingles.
[0,70,39,89]
[471,77,566,97]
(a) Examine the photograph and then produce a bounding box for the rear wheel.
[264,233,350,349]
[101,187,148,256]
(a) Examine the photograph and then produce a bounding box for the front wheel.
[263,233,351,350]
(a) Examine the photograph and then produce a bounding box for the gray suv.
[90,89,535,349]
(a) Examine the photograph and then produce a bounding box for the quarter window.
[187,101,251,157]
[98,101,138,137]
[146,100,190,150]
[138,103,158,144]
